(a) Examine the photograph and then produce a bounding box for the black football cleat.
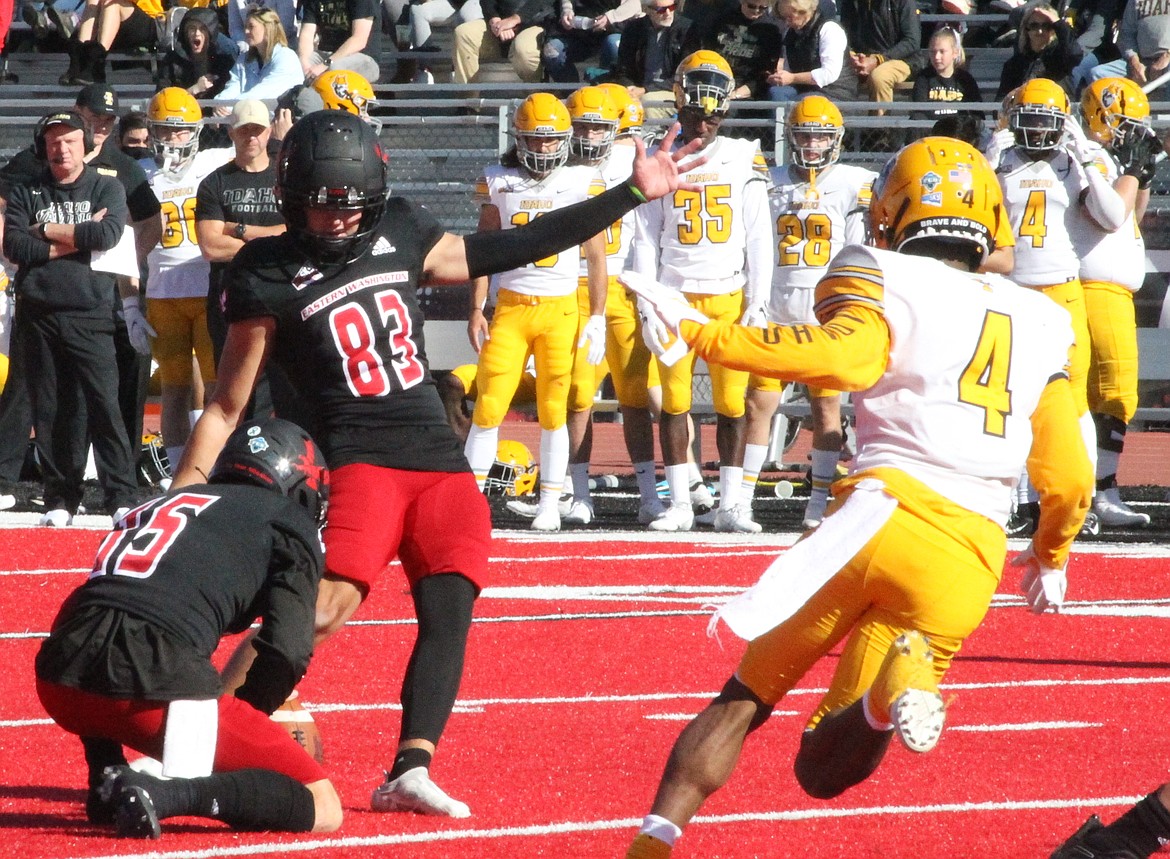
[1049,815,1142,859]
[114,785,161,839]
[1005,501,1038,538]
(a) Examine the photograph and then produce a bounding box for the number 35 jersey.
[224,197,468,473]
[823,245,1074,524]
[768,162,875,295]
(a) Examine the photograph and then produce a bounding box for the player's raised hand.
[629,123,708,200]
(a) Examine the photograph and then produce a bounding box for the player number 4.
[958,310,1013,437]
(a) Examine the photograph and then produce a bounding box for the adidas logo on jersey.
[371,237,396,256]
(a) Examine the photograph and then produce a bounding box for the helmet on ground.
[276,110,389,265]
[512,92,572,177]
[147,86,202,173]
[312,69,380,131]
[870,136,1005,262]
[566,85,620,163]
[1009,77,1069,152]
[1081,77,1151,149]
[209,418,330,524]
[596,83,645,137]
[674,50,734,116]
[137,432,171,489]
[787,95,844,170]
[485,440,538,497]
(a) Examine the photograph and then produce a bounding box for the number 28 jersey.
[224,197,467,473]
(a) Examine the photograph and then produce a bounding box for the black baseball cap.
[40,110,87,134]
[74,83,119,116]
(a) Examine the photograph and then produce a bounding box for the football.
[271,697,324,763]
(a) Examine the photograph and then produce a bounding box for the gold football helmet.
[512,92,572,177]
[870,136,1005,261]
[566,85,620,163]
[1009,77,1069,152]
[147,87,202,173]
[674,50,734,116]
[1081,77,1151,149]
[596,82,645,138]
[787,95,844,169]
[312,69,379,131]
[486,440,538,497]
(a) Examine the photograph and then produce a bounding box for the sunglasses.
[1025,22,1054,31]
[742,2,770,10]
[649,4,675,11]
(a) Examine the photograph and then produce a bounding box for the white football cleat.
[637,498,666,525]
[1092,488,1150,527]
[891,688,946,754]
[371,767,471,818]
[504,498,539,518]
[648,504,693,532]
[563,498,593,525]
[714,504,762,533]
[531,503,561,531]
[689,481,715,511]
[0,493,15,511]
[40,508,73,527]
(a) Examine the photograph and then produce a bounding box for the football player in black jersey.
[170,110,704,818]
[36,418,339,839]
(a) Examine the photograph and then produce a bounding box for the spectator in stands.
[839,0,925,104]
[62,0,163,86]
[912,26,983,120]
[161,7,240,100]
[683,0,785,100]
[608,0,691,117]
[217,5,305,103]
[767,0,857,103]
[3,110,138,526]
[298,0,384,83]
[542,0,642,83]
[1089,0,1170,95]
[226,0,297,44]
[452,0,551,83]
[118,109,150,160]
[1068,0,1125,93]
[410,0,484,52]
[996,3,1082,98]
[194,99,297,423]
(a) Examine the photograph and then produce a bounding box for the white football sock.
[740,443,768,503]
[719,465,742,508]
[463,425,499,491]
[539,426,569,497]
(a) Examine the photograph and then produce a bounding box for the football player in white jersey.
[736,95,876,532]
[984,77,1126,536]
[463,93,609,531]
[141,87,233,469]
[630,50,774,532]
[621,137,1092,859]
[1075,78,1162,529]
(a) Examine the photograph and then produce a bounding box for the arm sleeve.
[681,303,890,391]
[810,21,846,87]
[464,181,645,279]
[630,199,663,276]
[741,177,774,309]
[1081,158,1127,231]
[1027,376,1093,570]
[234,524,323,715]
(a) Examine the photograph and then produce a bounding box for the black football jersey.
[35,484,323,709]
[223,197,468,472]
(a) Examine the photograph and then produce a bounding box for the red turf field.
[3,528,1170,858]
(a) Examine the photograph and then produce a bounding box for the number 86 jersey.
[224,197,468,473]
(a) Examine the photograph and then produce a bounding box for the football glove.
[983,127,1016,167]
[1115,125,1163,190]
[120,296,156,356]
[739,303,769,329]
[636,295,671,354]
[1062,119,1097,167]
[577,314,606,365]
[1012,543,1068,614]
[620,271,710,336]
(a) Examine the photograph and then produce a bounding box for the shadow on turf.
[0,785,224,836]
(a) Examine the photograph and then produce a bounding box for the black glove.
[1116,126,1163,190]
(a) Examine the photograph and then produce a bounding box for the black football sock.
[399,573,476,749]
[1090,790,1170,857]
[128,769,316,832]
[82,736,128,788]
[389,746,432,780]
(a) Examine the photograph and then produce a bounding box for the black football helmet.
[276,110,389,265]
[209,418,330,524]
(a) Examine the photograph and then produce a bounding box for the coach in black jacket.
[2,110,138,525]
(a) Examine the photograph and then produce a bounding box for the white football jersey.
[631,135,773,296]
[142,147,234,300]
[1070,145,1145,292]
[475,163,605,297]
[996,148,1087,288]
[578,143,637,277]
[819,245,1074,525]
[768,162,875,300]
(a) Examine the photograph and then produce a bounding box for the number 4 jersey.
[224,197,467,472]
